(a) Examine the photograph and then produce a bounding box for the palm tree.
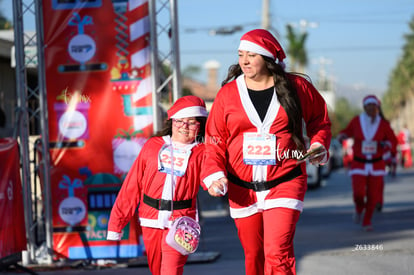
[285,24,308,73]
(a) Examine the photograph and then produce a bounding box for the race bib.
[159,146,191,176]
[243,133,276,165]
[362,140,377,155]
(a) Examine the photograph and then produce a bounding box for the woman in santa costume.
[202,29,331,275]
[397,124,412,168]
[107,96,208,275]
[338,95,397,231]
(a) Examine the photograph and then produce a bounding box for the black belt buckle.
[159,199,172,211]
[251,181,266,192]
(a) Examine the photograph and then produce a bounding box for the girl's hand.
[208,177,228,197]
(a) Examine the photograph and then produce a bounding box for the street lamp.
[208,25,243,36]
[298,19,319,33]
[184,25,244,36]
[287,19,319,33]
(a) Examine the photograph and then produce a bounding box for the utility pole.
[316,57,333,91]
[261,0,282,40]
[314,57,335,111]
[261,0,270,30]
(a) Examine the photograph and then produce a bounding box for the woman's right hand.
[208,177,228,197]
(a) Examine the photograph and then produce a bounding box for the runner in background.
[338,95,397,231]
[397,124,412,168]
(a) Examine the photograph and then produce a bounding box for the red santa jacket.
[339,113,397,176]
[107,136,206,239]
[202,74,332,218]
[398,128,411,151]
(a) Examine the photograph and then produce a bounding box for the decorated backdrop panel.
[42,0,152,260]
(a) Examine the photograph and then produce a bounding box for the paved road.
[3,167,414,275]
[295,167,414,275]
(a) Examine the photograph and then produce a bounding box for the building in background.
[0,30,38,136]
[182,59,220,111]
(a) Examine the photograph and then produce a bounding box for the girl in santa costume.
[202,29,332,275]
[338,95,397,231]
[107,96,208,275]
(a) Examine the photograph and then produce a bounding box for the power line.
[312,19,408,24]
[180,45,401,55]
[309,45,402,52]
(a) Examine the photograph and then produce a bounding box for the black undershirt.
[247,87,274,121]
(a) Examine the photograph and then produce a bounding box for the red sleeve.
[384,121,398,155]
[293,75,332,150]
[397,131,404,145]
[202,84,232,179]
[192,143,209,191]
[339,116,359,140]
[107,139,151,233]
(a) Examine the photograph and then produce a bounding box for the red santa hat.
[363,95,381,106]
[238,29,286,62]
[167,95,208,119]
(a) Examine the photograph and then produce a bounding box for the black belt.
[143,194,192,211]
[353,156,382,163]
[227,166,302,192]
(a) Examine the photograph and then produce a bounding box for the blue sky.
[2,0,413,97]
[177,0,413,95]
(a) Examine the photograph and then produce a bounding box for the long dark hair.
[153,117,207,143]
[379,106,387,121]
[222,56,305,150]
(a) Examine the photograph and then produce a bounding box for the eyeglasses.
[173,119,200,130]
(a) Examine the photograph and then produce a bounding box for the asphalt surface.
[3,166,414,275]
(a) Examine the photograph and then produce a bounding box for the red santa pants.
[141,226,188,275]
[351,174,383,226]
[401,149,413,168]
[234,207,300,275]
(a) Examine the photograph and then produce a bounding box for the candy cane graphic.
[111,0,153,131]
[127,1,153,130]
[112,0,129,58]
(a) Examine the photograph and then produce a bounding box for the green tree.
[330,97,361,136]
[382,16,414,119]
[0,0,12,30]
[182,65,201,79]
[181,65,202,97]
[285,24,308,73]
